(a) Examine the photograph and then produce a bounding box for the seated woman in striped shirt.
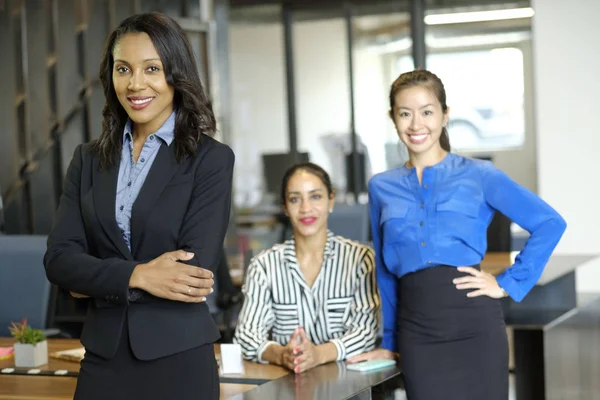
[234,162,381,373]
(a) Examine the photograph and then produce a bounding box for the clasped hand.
[280,328,321,373]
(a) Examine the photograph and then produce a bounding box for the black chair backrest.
[487,212,512,252]
[328,203,370,244]
[0,188,5,234]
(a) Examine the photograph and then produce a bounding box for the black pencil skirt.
[398,265,508,400]
[74,323,219,400]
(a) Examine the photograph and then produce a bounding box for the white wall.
[229,23,288,206]
[531,0,600,291]
[229,19,389,205]
[294,19,350,175]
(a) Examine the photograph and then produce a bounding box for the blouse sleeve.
[233,257,277,363]
[368,182,399,352]
[329,247,381,360]
[480,162,567,301]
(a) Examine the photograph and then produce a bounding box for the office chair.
[487,211,512,252]
[0,235,62,337]
[328,203,370,244]
[208,247,243,343]
[0,188,4,234]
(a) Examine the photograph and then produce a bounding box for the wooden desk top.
[0,339,81,373]
[0,339,287,399]
[0,376,255,400]
[0,339,401,400]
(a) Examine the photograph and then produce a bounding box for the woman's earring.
[329,209,333,214]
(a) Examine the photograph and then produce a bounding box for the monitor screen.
[262,152,310,198]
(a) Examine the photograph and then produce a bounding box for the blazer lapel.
[130,143,179,256]
[92,159,133,260]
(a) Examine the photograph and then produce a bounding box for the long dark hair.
[389,69,451,152]
[90,12,216,168]
[280,163,334,205]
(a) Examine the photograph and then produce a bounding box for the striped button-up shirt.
[234,231,381,363]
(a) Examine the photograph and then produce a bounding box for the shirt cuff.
[257,341,279,364]
[329,338,345,361]
[128,289,143,302]
[496,272,525,302]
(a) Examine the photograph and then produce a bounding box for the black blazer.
[44,136,234,361]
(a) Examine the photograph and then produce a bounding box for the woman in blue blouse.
[348,69,566,399]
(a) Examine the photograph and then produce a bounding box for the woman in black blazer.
[44,12,234,400]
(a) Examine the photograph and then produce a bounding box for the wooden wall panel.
[25,0,50,153]
[0,4,20,198]
[55,0,81,121]
[29,154,57,233]
[59,111,85,177]
[85,0,110,81]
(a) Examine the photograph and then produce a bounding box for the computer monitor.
[262,152,310,199]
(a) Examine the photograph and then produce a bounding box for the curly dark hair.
[90,12,216,168]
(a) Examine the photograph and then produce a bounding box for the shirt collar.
[399,152,455,176]
[123,110,176,146]
[283,230,336,266]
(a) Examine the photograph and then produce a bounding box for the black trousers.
[75,322,219,400]
[398,265,508,400]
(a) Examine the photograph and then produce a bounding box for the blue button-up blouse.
[368,153,566,352]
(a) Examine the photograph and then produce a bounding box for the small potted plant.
[8,318,48,367]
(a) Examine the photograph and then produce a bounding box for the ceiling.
[230,0,532,24]
[229,0,532,44]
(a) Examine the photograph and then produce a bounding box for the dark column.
[345,5,361,199]
[214,0,232,145]
[282,4,298,160]
[410,0,426,69]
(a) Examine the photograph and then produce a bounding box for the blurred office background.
[1,0,599,397]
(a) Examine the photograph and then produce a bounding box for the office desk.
[483,253,600,400]
[0,339,286,399]
[0,378,255,400]
[0,338,401,400]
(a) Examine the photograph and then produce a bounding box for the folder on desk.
[50,347,85,363]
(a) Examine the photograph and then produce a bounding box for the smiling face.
[112,32,175,135]
[283,169,335,239]
[391,85,449,158]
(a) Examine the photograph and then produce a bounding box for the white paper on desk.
[220,344,244,374]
